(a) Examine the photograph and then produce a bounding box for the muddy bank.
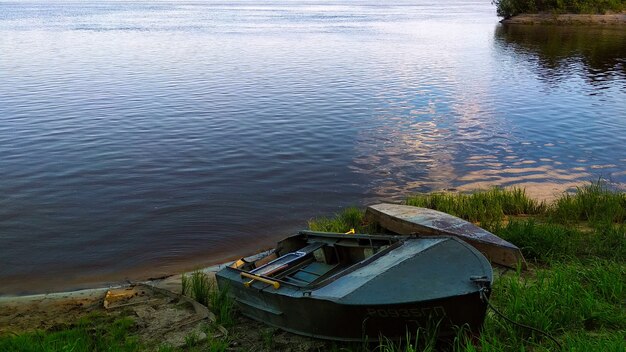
[501,12,626,25]
[0,270,328,351]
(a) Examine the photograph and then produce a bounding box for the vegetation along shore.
[493,0,626,24]
[1,181,625,351]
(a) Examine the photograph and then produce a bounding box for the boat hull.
[217,273,488,341]
[366,203,526,268]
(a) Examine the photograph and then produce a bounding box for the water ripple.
[0,0,625,294]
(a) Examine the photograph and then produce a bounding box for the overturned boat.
[366,203,527,269]
[216,230,492,341]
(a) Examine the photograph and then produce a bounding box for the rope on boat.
[479,288,563,350]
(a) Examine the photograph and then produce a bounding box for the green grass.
[494,220,580,263]
[406,187,545,224]
[260,328,277,350]
[310,181,626,351]
[550,181,626,225]
[308,182,626,265]
[204,337,229,352]
[375,326,440,352]
[491,261,625,334]
[560,332,626,352]
[493,0,626,18]
[208,283,235,327]
[410,181,626,226]
[308,206,378,233]
[372,260,625,352]
[463,259,626,351]
[0,313,141,352]
[494,220,626,263]
[181,271,211,306]
[181,271,235,327]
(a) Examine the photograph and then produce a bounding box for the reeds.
[181,271,235,327]
[406,187,545,224]
[550,181,626,225]
[495,220,626,263]
[308,206,377,233]
[181,271,210,306]
[209,283,235,327]
[376,330,436,352]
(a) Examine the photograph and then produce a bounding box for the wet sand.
[0,267,326,351]
[0,273,207,332]
[0,246,272,296]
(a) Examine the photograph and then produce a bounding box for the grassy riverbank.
[310,182,626,351]
[493,0,626,18]
[1,182,624,351]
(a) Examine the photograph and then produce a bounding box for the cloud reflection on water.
[352,22,626,203]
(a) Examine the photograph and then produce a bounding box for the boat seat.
[250,242,325,276]
[287,261,336,285]
[282,276,309,285]
[299,261,335,276]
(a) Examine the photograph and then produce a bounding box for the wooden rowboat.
[216,230,492,341]
[365,203,526,269]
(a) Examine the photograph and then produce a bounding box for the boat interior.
[231,231,399,288]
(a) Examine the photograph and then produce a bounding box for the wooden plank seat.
[281,261,339,286]
[250,242,325,277]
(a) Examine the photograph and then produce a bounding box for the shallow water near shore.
[1,0,625,295]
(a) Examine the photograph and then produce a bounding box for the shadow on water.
[494,24,626,85]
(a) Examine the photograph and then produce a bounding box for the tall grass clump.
[209,283,235,327]
[182,271,211,306]
[495,219,625,263]
[181,272,189,296]
[550,181,626,225]
[406,187,545,224]
[494,219,581,262]
[581,224,626,261]
[182,271,235,327]
[493,0,626,18]
[376,327,438,352]
[308,207,376,233]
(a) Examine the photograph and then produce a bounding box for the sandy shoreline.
[501,12,626,25]
[0,264,224,304]
[0,265,224,339]
[0,254,327,350]
[1,181,619,298]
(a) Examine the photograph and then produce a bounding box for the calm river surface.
[1,1,625,294]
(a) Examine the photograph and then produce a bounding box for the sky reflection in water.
[0,0,625,294]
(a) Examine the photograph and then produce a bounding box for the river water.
[1,1,625,295]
